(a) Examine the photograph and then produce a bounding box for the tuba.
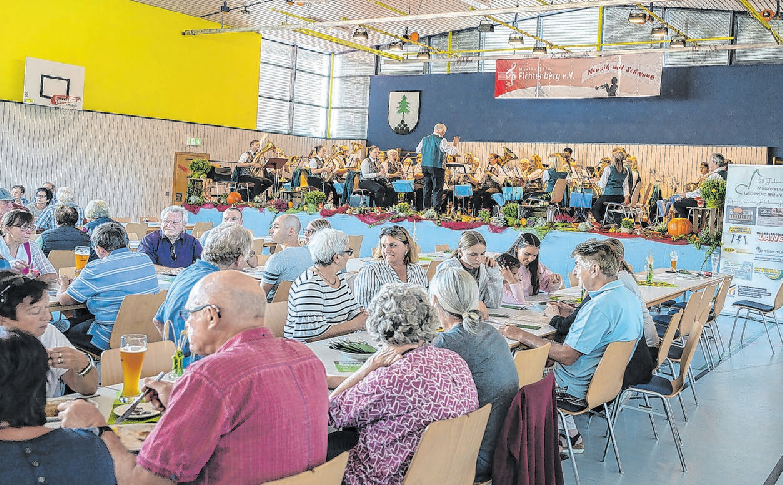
[249,141,278,176]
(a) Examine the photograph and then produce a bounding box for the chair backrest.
[514,342,551,387]
[550,179,568,205]
[252,239,267,256]
[264,301,288,338]
[114,217,132,223]
[125,222,149,240]
[191,221,214,239]
[261,452,349,485]
[584,339,637,409]
[657,309,683,369]
[257,254,271,266]
[347,235,363,258]
[670,318,707,393]
[402,404,492,485]
[108,292,169,349]
[127,232,139,242]
[694,283,719,330]
[434,244,450,252]
[100,340,176,387]
[710,275,733,319]
[426,260,443,282]
[637,182,654,208]
[772,280,783,312]
[48,250,75,272]
[59,266,76,279]
[628,179,642,206]
[271,280,293,304]
[677,288,707,338]
[142,216,160,223]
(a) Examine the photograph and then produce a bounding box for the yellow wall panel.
[0,0,261,129]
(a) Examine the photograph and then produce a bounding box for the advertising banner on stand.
[495,53,663,99]
[720,164,783,315]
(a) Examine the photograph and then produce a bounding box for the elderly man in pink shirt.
[59,270,329,485]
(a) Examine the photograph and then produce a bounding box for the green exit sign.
[187,137,202,146]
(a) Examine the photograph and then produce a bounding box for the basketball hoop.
[50,94,81,121]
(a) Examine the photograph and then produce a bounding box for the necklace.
[314,266,338,286]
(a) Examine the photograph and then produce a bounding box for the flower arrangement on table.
[700,178,726,209]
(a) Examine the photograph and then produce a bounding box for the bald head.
[186,271,267,355]
[271,214,302,246]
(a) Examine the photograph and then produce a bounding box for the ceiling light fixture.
[508,34,524,46]
[389,41,405,52]
[352,28,369,40]
[532,45,547,56]
[651,26,668,39]
[417,50,430,59]
[478,20,494,33]
[670,37,686,48]
[628,12,649,24]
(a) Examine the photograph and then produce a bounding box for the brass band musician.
[473,153,504,210]
[308,145,340,204]
[233,139,273,201]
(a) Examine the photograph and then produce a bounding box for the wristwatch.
[76,353,96,377]
[92,426,114,438]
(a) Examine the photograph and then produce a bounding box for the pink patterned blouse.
[329,344,479,485]
[502,262,560,304]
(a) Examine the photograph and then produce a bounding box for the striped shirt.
[67,248,159,350]
[353,261,428,308]
[285,268,362,341]
[35,202,85,231]
[262,246,313,302]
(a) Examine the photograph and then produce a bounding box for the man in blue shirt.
[154,223,253,366]
[58,223,159,352]
[262,214,312,302]
[416,123,459,211]
[139,206,202,273]
[499,239,643,453]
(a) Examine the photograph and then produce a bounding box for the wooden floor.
[564,310,783,485]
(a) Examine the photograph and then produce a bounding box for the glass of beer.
[670,250,679,271]
[120,334,147,399]
[74,246,90,275]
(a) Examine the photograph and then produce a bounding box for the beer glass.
[120,334,147,398]
[74,246,90,275]
[670,250,679,271]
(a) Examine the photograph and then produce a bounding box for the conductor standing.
[416,123,459,211]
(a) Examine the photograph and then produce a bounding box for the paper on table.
[334,361,363,373]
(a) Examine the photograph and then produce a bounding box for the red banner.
[495,53,663,99]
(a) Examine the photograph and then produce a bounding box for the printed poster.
[495,53,663,99]
[720,165,783,313]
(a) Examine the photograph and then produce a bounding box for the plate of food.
[115,423,156,452]
[113,402,161,420]
[328,340,377,362]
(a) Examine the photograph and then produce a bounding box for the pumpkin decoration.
[226,192,242,205]
[667,217,693,237]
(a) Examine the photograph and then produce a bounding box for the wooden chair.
[425,260,443,282]
[59,266,76,279]
[730,278,783,352]
[614,319,706,472]
[264,301,288,338]
[261,452,349,485]
[256,254,271,266]
[513,342,551,387]
[125,222,149,240]
[191,221,214,239]
[434,244,450,252]
[142,216,160,223]
[271,280,293,304]
[108,292,168,349]
[127,232,139,242]
[48,250,75,272]
[402,404,492,485]
[252,239,268,257]
[100,340,176,387]
[703,275,733,360]
[558,339,637,485]
[113,217,132,223]
[347,235,363,258]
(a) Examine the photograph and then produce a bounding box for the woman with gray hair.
[83,200,114,235]
[34,186,85,231]
[430,267,518,482]
[285,228,366,341]
[328,283,479,485]
[436,230,502,310]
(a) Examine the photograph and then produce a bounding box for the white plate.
[113,402,161,420]
[115,423,156,452]
[338,350,373,362]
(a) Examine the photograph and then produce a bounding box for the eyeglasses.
[180,303,221,321]
[342,248,354,256]
[380,225,408,240]
[11,224,36,232]
[162,219,183,226]
[303,228,315,236]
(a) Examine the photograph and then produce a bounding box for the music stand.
[265,157,288,192]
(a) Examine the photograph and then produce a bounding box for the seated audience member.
[0,210,57,283]
[430,268,518,482]
[154,223,253,367]
[499,239,643,453]
[262,214,312,302]
[328,283,479,485]
[437,230,502,310]
[0,272,97,397]
[285,229,366,341]
[60,223,159,353]
[138,206,202,272]
[10,185,28,205]
[38,205,92,256]
[25,187,52,220]
[500,232,564,305]
[42,182,58,205]
[35,186,85,231]
[0,328,112,484]
[198,208,257,268]
[0,188,17,220]
[60,271,329,485]
[83,199,115,235]
[354,225,427,308]
[303,218,331,245]
[674,153,728,218]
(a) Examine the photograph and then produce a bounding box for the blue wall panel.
[367,64,783,158]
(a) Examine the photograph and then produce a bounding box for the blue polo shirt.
[554,279,643,399]
[138,230,202,268]
[154,259,220,365]
[66,248,159,350]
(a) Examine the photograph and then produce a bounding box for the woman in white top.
[437,230,502,311]
[359,146,395,208]
[0,271,97,397]
[0,210,56,283]
[354,225,427,308]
